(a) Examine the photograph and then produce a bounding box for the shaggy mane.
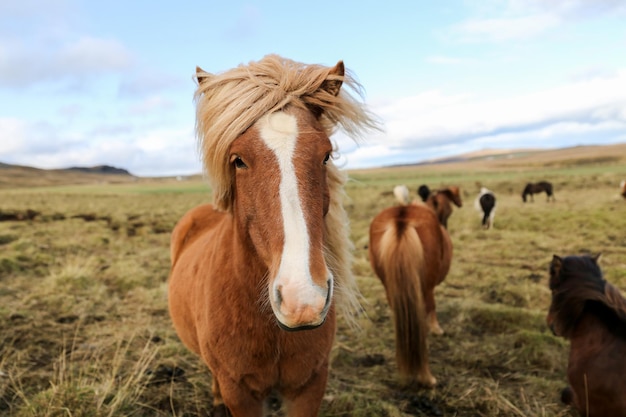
[193,54,380,324]
[194,54,378,211]
[550,255,626,337]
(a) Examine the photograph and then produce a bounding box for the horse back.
[371,204,448,286]
[170,204,226,268]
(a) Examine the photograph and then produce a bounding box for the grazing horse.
[368,203,453,387]
[547,254,626,417]
[393,184,410,205]
[168,55,378,417]
[417,184,431,202]
[621,180,626,199]
[522,181,555,202]
[425,186,463,228]
[474,187,496,229]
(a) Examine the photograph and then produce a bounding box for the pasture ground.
[1,145,626,416]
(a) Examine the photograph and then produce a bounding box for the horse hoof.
[419,375,437,388]
[560,386,574,405]
[430,325,444,336]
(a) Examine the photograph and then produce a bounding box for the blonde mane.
[193,54,380,323]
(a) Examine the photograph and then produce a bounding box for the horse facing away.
[474,187,496,229]
[522,181,555,202]
[547,254,626,417]
[168,55,378,417]
[368,202,453,387]
[393,184,410,205]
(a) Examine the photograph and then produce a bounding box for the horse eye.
[233,156,247,169]
[323,153,331,165]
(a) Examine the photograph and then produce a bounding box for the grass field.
[1,144,625,416]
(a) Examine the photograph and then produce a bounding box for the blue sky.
[1,0,625,176]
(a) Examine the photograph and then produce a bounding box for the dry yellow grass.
[1,143,625,416]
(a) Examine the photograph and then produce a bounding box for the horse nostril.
[275,286,283,307]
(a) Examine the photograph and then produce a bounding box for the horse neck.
[570,302,626,342]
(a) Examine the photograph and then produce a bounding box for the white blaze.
[258,111,328,322]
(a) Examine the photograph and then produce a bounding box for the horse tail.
[375,220,433,384]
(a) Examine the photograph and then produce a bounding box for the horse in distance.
[417,184,431,202]
[168,55,379,417]
[425,186,463,228]
[393,184,410,205]
[621,179,626,199]
[547,254,626,417]
[474,187,496,229]
[368,202,454,388]
[522,181,555,202]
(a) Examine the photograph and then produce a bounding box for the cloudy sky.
[1,0,626,176]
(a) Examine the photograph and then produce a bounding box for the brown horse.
[368,202,453,387]
[522,181,555,202]
[168,55,378,417]
[547,254,626,417]
[425,186,463,228]
[621,180,626,199]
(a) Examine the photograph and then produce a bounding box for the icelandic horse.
[547,254,626,417]
[368,202,453,387]
[424,186,463,228]
[168,55,378,417]
[393,184,410,205]
[474,187,496,229]
[522,181,555,202]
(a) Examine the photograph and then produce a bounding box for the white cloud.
[342,71,626,168]
[0,36,134,88]
[452,14,559,42]
[451,0,626,43]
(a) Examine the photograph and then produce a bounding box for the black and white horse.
[475,187,496,229]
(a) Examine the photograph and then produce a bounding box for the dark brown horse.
[368,203,453,387]
[168,55,378,417]
[547,254,626,417]
[522,181,555,202]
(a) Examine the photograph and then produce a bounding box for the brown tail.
[375,221,435,386]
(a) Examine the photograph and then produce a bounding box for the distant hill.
[66,165,132,176]
[384,143,626,169]
[0,163,136,189]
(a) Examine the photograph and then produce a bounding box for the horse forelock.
[193,54,380,212]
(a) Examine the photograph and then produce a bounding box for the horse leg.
[211,378,230,416]
[213,375,264,417]
[424,288,444,335]
[281,366,328,417]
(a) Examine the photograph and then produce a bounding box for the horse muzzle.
[271,277,333,331]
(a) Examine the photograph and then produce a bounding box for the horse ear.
[592,253,602,264]
[550,255,563,286]
[321,60,344,97]
[195,66,213,85]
